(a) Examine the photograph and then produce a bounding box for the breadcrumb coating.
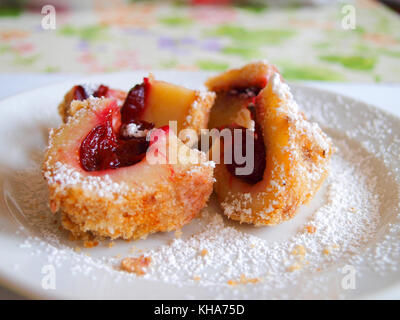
[44,98,214,240]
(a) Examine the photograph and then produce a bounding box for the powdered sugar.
[81,83,100,97]
[3,83,400,299]
[44,161,131,198]
[121,123,149,138]
[144,138,381,289]
[271,72,294,103]
[271,72,332,153]
[9,132,395,298]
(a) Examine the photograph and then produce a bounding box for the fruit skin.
[120,79,149,124]
[79,104,153,172]
[44,98,214,240]
[212,74,333,226]
[223,121,266,185]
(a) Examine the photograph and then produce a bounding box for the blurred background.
[0,0,399,82]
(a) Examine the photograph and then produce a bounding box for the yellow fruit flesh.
[142,80,196,134]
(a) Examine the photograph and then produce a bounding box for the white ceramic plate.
[0,71,399,300]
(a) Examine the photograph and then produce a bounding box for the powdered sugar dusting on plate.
[4,83,400,299]
[7,134,396,299]
[136,138,381,288]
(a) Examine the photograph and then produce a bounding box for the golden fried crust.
[58,86,126,122]
[211,73,333,226]
[58,86,75,123]
[54,166,214,240]
[182,91,215,136]
[44,98,214,240]
[205,61,278,92]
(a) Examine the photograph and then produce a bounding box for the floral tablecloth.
[0,0,399,82]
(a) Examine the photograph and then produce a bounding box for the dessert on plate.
[43,62,333,241]
[206,61,333,225]
[43,78,215,240]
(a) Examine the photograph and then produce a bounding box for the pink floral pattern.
[0,0,399,81]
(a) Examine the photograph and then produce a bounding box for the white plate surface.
[0,71,399,299]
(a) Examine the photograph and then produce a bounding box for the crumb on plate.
[83,240,99,248]
[287,262,302,272]
[227,274,262,286]
[305,225,317,234]
[121,255,152,275]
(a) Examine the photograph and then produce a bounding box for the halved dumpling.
[43,98,214,240]
[208,69,333,225]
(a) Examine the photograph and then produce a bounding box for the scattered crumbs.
[83,240,99,248]
[227,280,238,286]
[349,207,356,213]
[239,274,262,284]
[8,83,400,299]
[323,248,330,255]
[193,276,201,281]
[120,255,152,275]
[200,249,208,257]
[305,225,317,234]
[288,263,302,272]
[227,274,262,286]
[291,244,306,259]
[114,254,121,259]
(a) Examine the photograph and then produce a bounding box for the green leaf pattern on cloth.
[0,0,399,81]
